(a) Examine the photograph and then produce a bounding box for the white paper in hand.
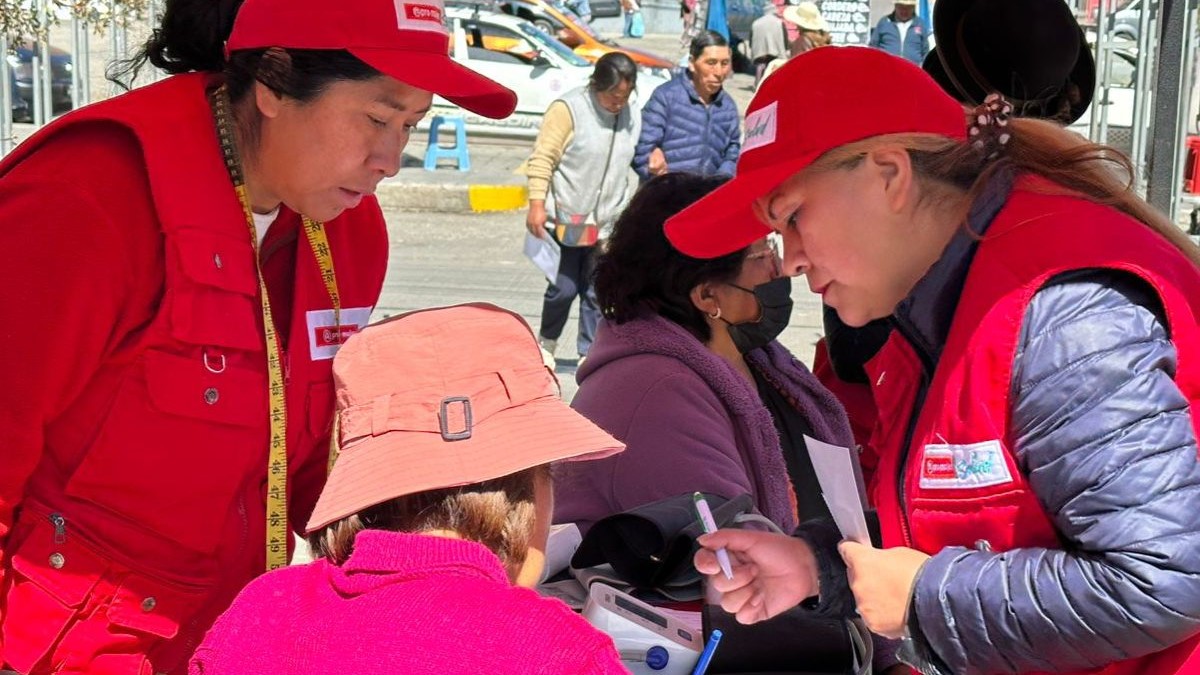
[523,230,561,284]
[804,435,872,545]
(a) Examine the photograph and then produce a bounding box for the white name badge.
[305,307,373,361]
[919,440,1014,490]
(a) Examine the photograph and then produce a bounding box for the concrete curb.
[375,181,527,213]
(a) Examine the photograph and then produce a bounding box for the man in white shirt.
[869,0,928,65]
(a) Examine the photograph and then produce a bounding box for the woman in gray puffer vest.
[524,53,641,360]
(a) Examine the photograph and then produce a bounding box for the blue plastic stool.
[423,115,471,172]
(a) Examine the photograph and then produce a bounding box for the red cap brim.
[664,154,816,259]
[351,48,517,119]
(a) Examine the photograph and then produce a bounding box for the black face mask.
[724,276,794,354]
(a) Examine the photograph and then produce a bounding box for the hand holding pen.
[692,493,733,579]
[693,526,823,625]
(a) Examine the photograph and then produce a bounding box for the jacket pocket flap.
[107,574,208,639]
[144,349,265,428]
[168,292,263,352]
[909,490,1060,552]
[174,228,258,296]
[9,513,107,608]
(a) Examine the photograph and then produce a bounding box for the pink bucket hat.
[305,303,624,533]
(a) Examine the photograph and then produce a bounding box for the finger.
[734,592,769,624]
[693,547,720,575]
[718,583,758,616]
[698,528,776,554]
[707,561,757,595]
[838,540,867,567]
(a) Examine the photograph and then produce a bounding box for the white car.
[434,6,667,137]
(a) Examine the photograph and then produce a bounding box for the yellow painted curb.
[468,185,527,212]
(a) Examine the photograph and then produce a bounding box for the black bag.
[571,492,756,599]
[701,604,863,674]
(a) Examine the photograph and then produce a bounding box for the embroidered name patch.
[306,307,373,361]
[394,0,448,35]
[743,101,778,153]
[919,440,1014,490]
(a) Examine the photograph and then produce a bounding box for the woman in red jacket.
[670,46,1200,675]
[0,0,514,672]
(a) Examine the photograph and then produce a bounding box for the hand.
[839,541,930,639]
[694,529,819,625]
[526,201,547,238]
[648,147,668,176]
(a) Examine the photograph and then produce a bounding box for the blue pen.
[691,629,723,675]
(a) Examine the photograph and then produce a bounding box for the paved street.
[291,206,828,565]
[373,208,828,403]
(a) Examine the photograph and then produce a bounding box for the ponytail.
[108,0,243,87]
[1000,117,1200,267]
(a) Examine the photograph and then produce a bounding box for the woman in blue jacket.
[633,31,740,181]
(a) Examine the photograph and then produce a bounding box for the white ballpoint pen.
[693,492,734,580]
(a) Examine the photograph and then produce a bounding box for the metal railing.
[1,35,12,156]
[1,0,155,157]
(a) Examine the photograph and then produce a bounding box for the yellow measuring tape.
[211,87,343,571]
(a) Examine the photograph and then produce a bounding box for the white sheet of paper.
[523,230,561,284]
[539,522,582,583]
[804,435,872,545]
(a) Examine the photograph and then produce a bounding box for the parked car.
[436,6,668,135]
[586,0,621,18]
[6,40,73,122]
[726,0,768,43]
[492,0,675,69]
[1082,0,1141,42]
[1071,46,1139,156]
[711,0,766,74]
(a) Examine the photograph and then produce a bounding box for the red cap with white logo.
[226,0,517,119]
[663,47,968,259]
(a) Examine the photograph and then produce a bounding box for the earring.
[708,307,722,320]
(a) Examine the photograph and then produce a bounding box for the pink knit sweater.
[189,531,625,674]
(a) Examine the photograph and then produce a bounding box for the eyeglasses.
[745,237,782,275]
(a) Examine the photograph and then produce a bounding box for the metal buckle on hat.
[439,396,473,441]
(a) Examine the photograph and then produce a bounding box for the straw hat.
[782,1,827,32]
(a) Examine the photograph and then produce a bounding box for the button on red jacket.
[0,73,389,674]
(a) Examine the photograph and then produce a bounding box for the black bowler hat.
[922,47,957,100]
[925,0,1095,124]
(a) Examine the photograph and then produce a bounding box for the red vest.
[862,180,1200,674]
[0,75,388,673]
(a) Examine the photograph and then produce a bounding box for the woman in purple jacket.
[554,173,853,536]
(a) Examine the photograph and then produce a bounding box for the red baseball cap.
[305,303,624,533]
[226,0,517,119]
[664,47,968,259]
